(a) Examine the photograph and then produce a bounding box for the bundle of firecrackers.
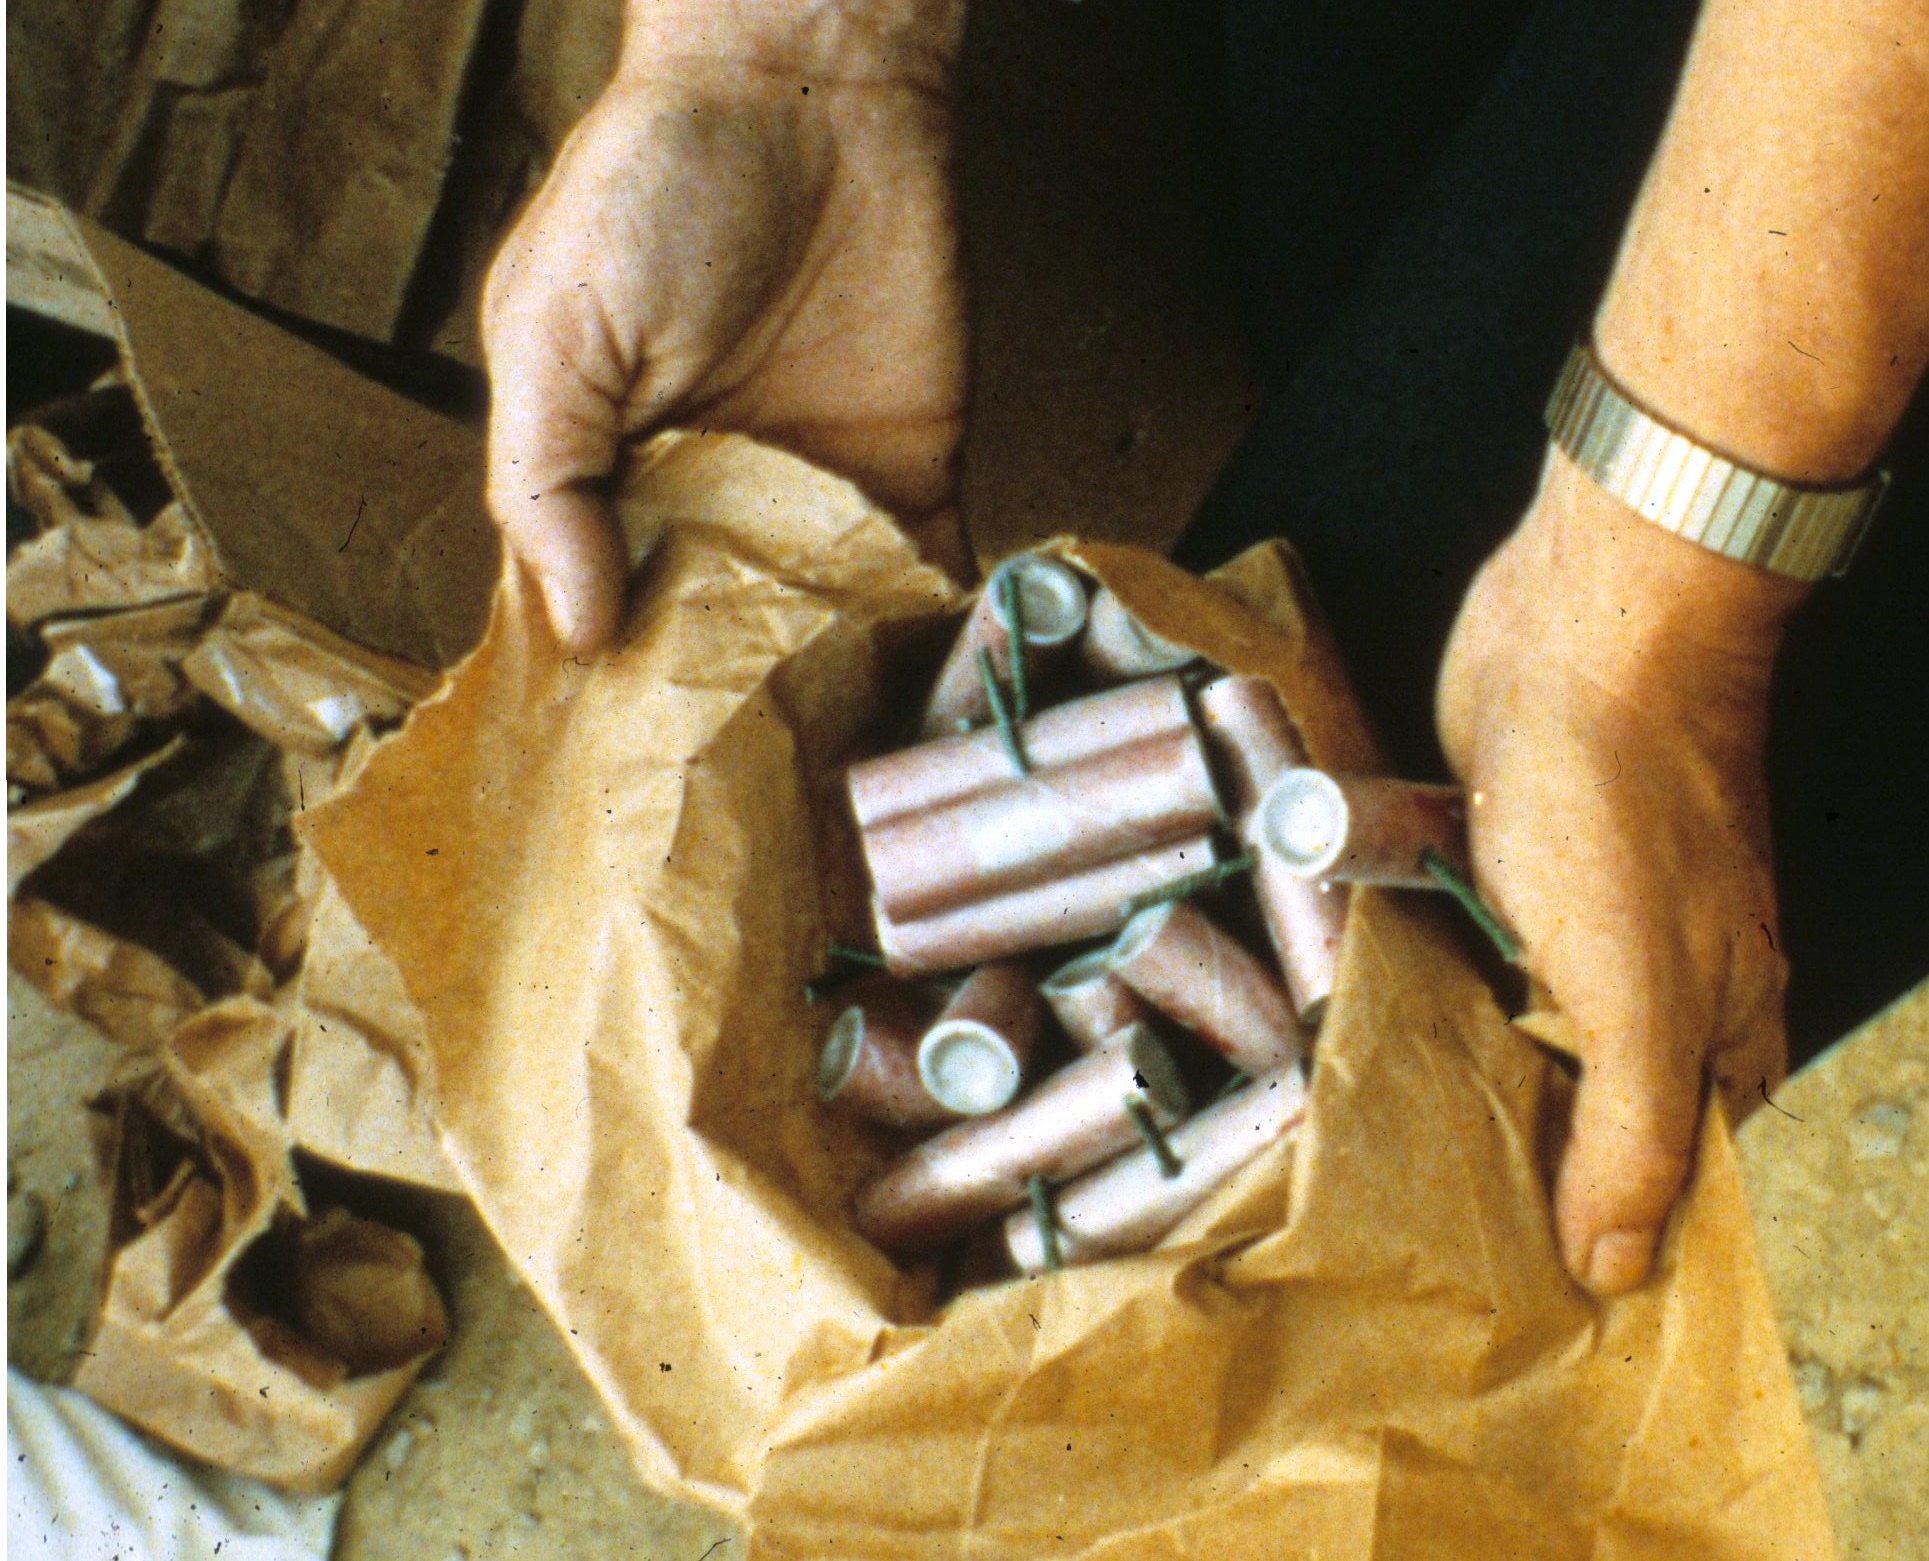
[816,553,1511,1279]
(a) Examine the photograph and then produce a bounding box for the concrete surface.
[1735,983,1929,1561]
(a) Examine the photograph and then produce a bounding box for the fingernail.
[1584,1229,1654,1296]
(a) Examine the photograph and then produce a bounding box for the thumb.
[1550,1006,1703,1297]
[483,290,633,656]
[486,478,628,657]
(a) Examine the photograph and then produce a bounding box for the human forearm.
[1596,0,1929,484]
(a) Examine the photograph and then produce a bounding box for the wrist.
[620,0,964,89]
[1511,449,1807,696]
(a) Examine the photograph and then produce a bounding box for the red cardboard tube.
[1040,948,1157,1053]
[817,982,955,1129]
[1004,1067,1307,1272]
[873,835,1220,976]
[853,1024,1188,1256]
[861,725,1224,922]
[1257,770,1467,887]
[917,962,1043,1115]
[1195,676,1350,1022]
[848,675,1192,830]
[1078,587,1198,680]
[1108,899,1308,1076]
[921,555,1089,737]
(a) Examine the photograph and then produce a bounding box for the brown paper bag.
[305,430,1832,1558]
[284,866,459,1192]
[72,1008,449,1494]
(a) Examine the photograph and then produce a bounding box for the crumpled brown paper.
[180,593,440,755]
[37,597,212,723]
[305,430,1833,1559]
[7,739,185,890]
[9,183,483,1192]
[8,0,490,343]
[9,693,456,1194]
[5,493,218,632]
[6,597,210,803]
[9,895,208,1051]
[283,863,459,1193]
[8,0,618,359]
[9,895,455,1487]
[8,183,471,1490]
[74,1021,448,1494]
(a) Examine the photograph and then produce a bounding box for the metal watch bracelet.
[1545,343,1888,580]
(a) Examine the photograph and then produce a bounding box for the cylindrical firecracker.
[1194,675,1308,804]
[916,962,1043,1115]
[861,725,1224,922]
[874,835,1220,976]
[1078,587,1198,680]
[921,555,1089,736]
[1250,867,1347,1028]
[853,1024,1189,1256]
[1257,769,1467,887]
[1005,1067,1308,1272]
[1195,676,1350,1021]
[817,981,953,1129]
[848,675,1191,830]
[1040,947,1157,1052]
[1108,899,1307,1076]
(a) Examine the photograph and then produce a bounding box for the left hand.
[1437,449,1807,1297]
[480,2,970,654]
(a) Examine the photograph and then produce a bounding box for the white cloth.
[7,1368,340,1561]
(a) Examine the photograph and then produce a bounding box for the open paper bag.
[305,430,1832,1557]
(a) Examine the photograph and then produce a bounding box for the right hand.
[481,9,969,653]
[1437,451,1803,1296]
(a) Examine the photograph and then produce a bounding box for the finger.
[483,261,633,655]
[495,485,629,657]
[486,409,630,655]
[1551,1018,1703,1297]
